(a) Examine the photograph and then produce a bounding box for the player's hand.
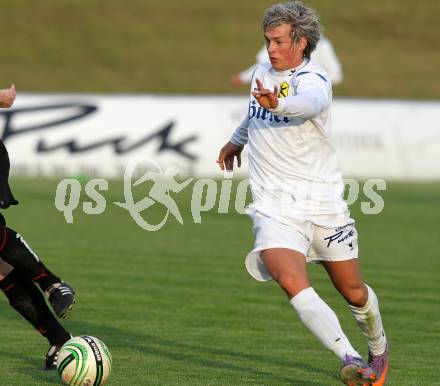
[0,84,16,108]
[252,78,278,109]
[217,141,244,171]
[230,74,243,88]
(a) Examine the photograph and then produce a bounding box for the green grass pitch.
[0,178,439,385]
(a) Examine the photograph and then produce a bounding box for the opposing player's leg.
[0,223,75,318]
[0,265,71,369]
[261,248,370,379]
[322,259,388,386]
[0,254,13,279]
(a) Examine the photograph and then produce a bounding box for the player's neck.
[272,58,308,74]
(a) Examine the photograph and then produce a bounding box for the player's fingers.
[217,150,225,170]
[273,85,278,96]
[10,84,15,91]
[256,78,263,90]
[225,157,234,171]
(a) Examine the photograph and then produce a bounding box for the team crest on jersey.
[278,82,289,98]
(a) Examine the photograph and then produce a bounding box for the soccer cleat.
[45,344,62,370]
[46,282,76,319]
[339,355,377,385]
[368,345,389,386]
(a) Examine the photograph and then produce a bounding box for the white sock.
[290,287,360,360]
[349,285,387,356]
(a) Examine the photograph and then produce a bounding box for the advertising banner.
[2,94,439,180]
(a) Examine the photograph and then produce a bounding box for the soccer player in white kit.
[218,2,389,385]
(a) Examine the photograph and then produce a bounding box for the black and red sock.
[0,269,70,346]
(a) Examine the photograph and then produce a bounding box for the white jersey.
[231,59,349,227]
[238,37,343,85]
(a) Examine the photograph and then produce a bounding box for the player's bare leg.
[323,259,388,385]
[261,248,373,384]
[260,248,309,298]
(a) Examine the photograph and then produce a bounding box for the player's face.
[264,24,307,71]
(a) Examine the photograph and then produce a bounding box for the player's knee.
[342,285,368,307]
[275,274,305,296]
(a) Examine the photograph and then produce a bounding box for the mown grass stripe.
[2,179,440,385]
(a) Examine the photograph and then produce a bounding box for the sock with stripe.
[0,269,70,346]
[290,287,361,360]
[349,285,387,356]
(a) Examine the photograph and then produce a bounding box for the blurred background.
[1,0,439,97]
[0,1,439,385]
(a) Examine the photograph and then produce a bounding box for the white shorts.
[245,211,358,281]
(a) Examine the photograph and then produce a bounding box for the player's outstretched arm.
[0,84,16,108]
[217,141,243,171]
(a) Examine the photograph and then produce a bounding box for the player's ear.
[297,36,307,51]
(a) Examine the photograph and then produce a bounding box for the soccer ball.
[56,336,112,386]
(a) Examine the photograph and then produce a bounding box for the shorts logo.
[324,226,355,248]
[278,82,289,98]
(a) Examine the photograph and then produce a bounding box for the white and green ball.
[56,336,112,386]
